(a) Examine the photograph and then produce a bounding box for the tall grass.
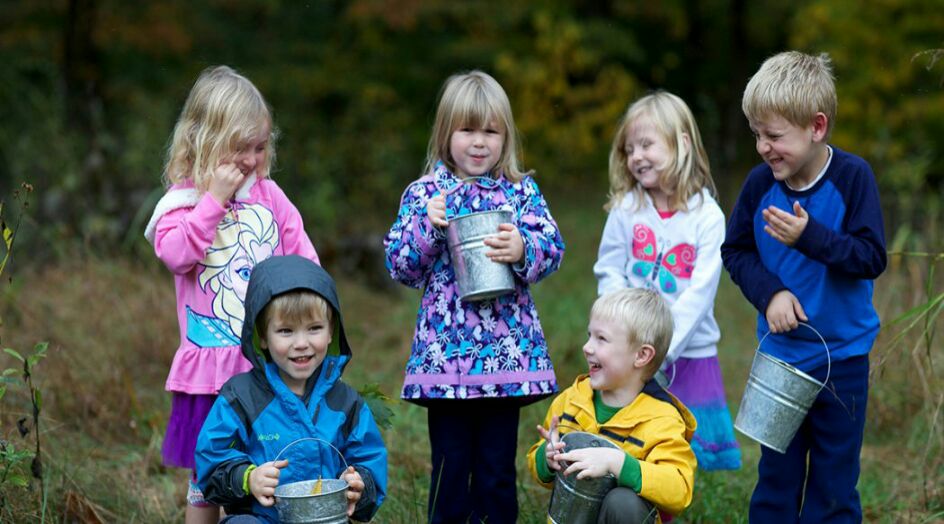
[0,193,941,522]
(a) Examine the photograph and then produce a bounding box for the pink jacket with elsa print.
[145,175,318,395]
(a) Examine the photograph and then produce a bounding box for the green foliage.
[358,382,396,430]
[0,183,48,519]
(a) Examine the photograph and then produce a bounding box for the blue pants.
[427,401,520,524]
[749,354,869,523]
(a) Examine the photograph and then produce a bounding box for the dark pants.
[427,400,521,524]
[597,487,657,524]
[749,355,869,523]
[219,515,262,524]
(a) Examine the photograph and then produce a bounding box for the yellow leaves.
[309,477,323,495]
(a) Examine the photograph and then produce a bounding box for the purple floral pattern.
[384,162,565,401]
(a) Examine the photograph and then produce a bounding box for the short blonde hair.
[607,91,716,212]
[742,51,837,139]
[591,288,673,378]
[163,65,278,192]
[424,70,531,182]
[257,290,332,340]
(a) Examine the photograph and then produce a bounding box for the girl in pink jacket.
[144,65,318,524]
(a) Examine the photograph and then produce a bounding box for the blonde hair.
[606,91,716,212]
[257,290,332,340]
[163,65,278,192]
[591,288,673,378]
[423,70,531,182]
[742,51,837,139]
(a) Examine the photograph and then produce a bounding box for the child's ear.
[680,132,692,155]
[811,112,829,142]
[635,344,656,369]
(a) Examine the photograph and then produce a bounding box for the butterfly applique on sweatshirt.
[631,224,695,294]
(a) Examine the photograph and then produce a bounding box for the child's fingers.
[793,297,808,322]
[793,201,808,218]
[273,459,289,469]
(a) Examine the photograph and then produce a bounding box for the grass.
[0,191,942,522]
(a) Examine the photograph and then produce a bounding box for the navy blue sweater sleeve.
[793,156,887,278]
[721,168,788,314]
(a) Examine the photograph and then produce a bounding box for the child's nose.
[756,138,771,154]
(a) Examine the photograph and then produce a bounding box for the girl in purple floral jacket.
[383,70,565,523]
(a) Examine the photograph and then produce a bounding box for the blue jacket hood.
[241,255,351,372]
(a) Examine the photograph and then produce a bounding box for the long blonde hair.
[163,65,277,192]
[423,70,531,182]
[606,91,716,212]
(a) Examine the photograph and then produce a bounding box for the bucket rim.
[755,322,831,387]
[275,478,349,500]
[447,209,514,222]
[753,351,824,388]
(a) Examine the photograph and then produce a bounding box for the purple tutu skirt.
[162,392,217,469]
[666,355,742,471]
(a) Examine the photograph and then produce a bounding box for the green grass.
[1,193,941,522]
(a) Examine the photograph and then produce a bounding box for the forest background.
[0,0,942,522]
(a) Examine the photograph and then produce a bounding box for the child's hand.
[427,194,448,228]
[557,447,625,480]
[762,201,809,247]
[340,466,364,516]
[484,223,524,264]
[248,459,289,507]
[208,162,246,207]
[536,416,566,472]
[765,290,808,333]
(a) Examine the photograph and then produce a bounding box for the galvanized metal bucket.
[548,432,620,524]
[446,209,515,302]
[734,322,831,453]
[273,437,349,524]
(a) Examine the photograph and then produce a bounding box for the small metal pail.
[446,209,515,302]
[274,478,348,524]
[734,323,831,453]
[273,437,350,524]
[548,432,619,524]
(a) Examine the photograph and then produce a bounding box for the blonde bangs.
[257,291,332,338]
[742,51,837,137]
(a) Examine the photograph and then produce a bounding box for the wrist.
[243,464,257,495]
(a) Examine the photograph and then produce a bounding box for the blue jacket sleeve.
[342,400,389,522]
[792,165,886,279]
[194,396,254,506]
[721,172,788,314]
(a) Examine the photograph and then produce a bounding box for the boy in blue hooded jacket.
[195,255,387,522]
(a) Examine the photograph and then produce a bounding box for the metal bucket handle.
[274,437,349,473]
[756,322,831,387]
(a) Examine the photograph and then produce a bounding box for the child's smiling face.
[224,121,270,178]
[261,310,332,395]
[449,121,504,179]
[749,113,828,188]
[625,116,672,201]
[583,314,640,403]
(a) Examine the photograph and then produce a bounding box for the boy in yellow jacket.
[528,288,697,523]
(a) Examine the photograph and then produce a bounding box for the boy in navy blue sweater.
[721,51,886,522]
